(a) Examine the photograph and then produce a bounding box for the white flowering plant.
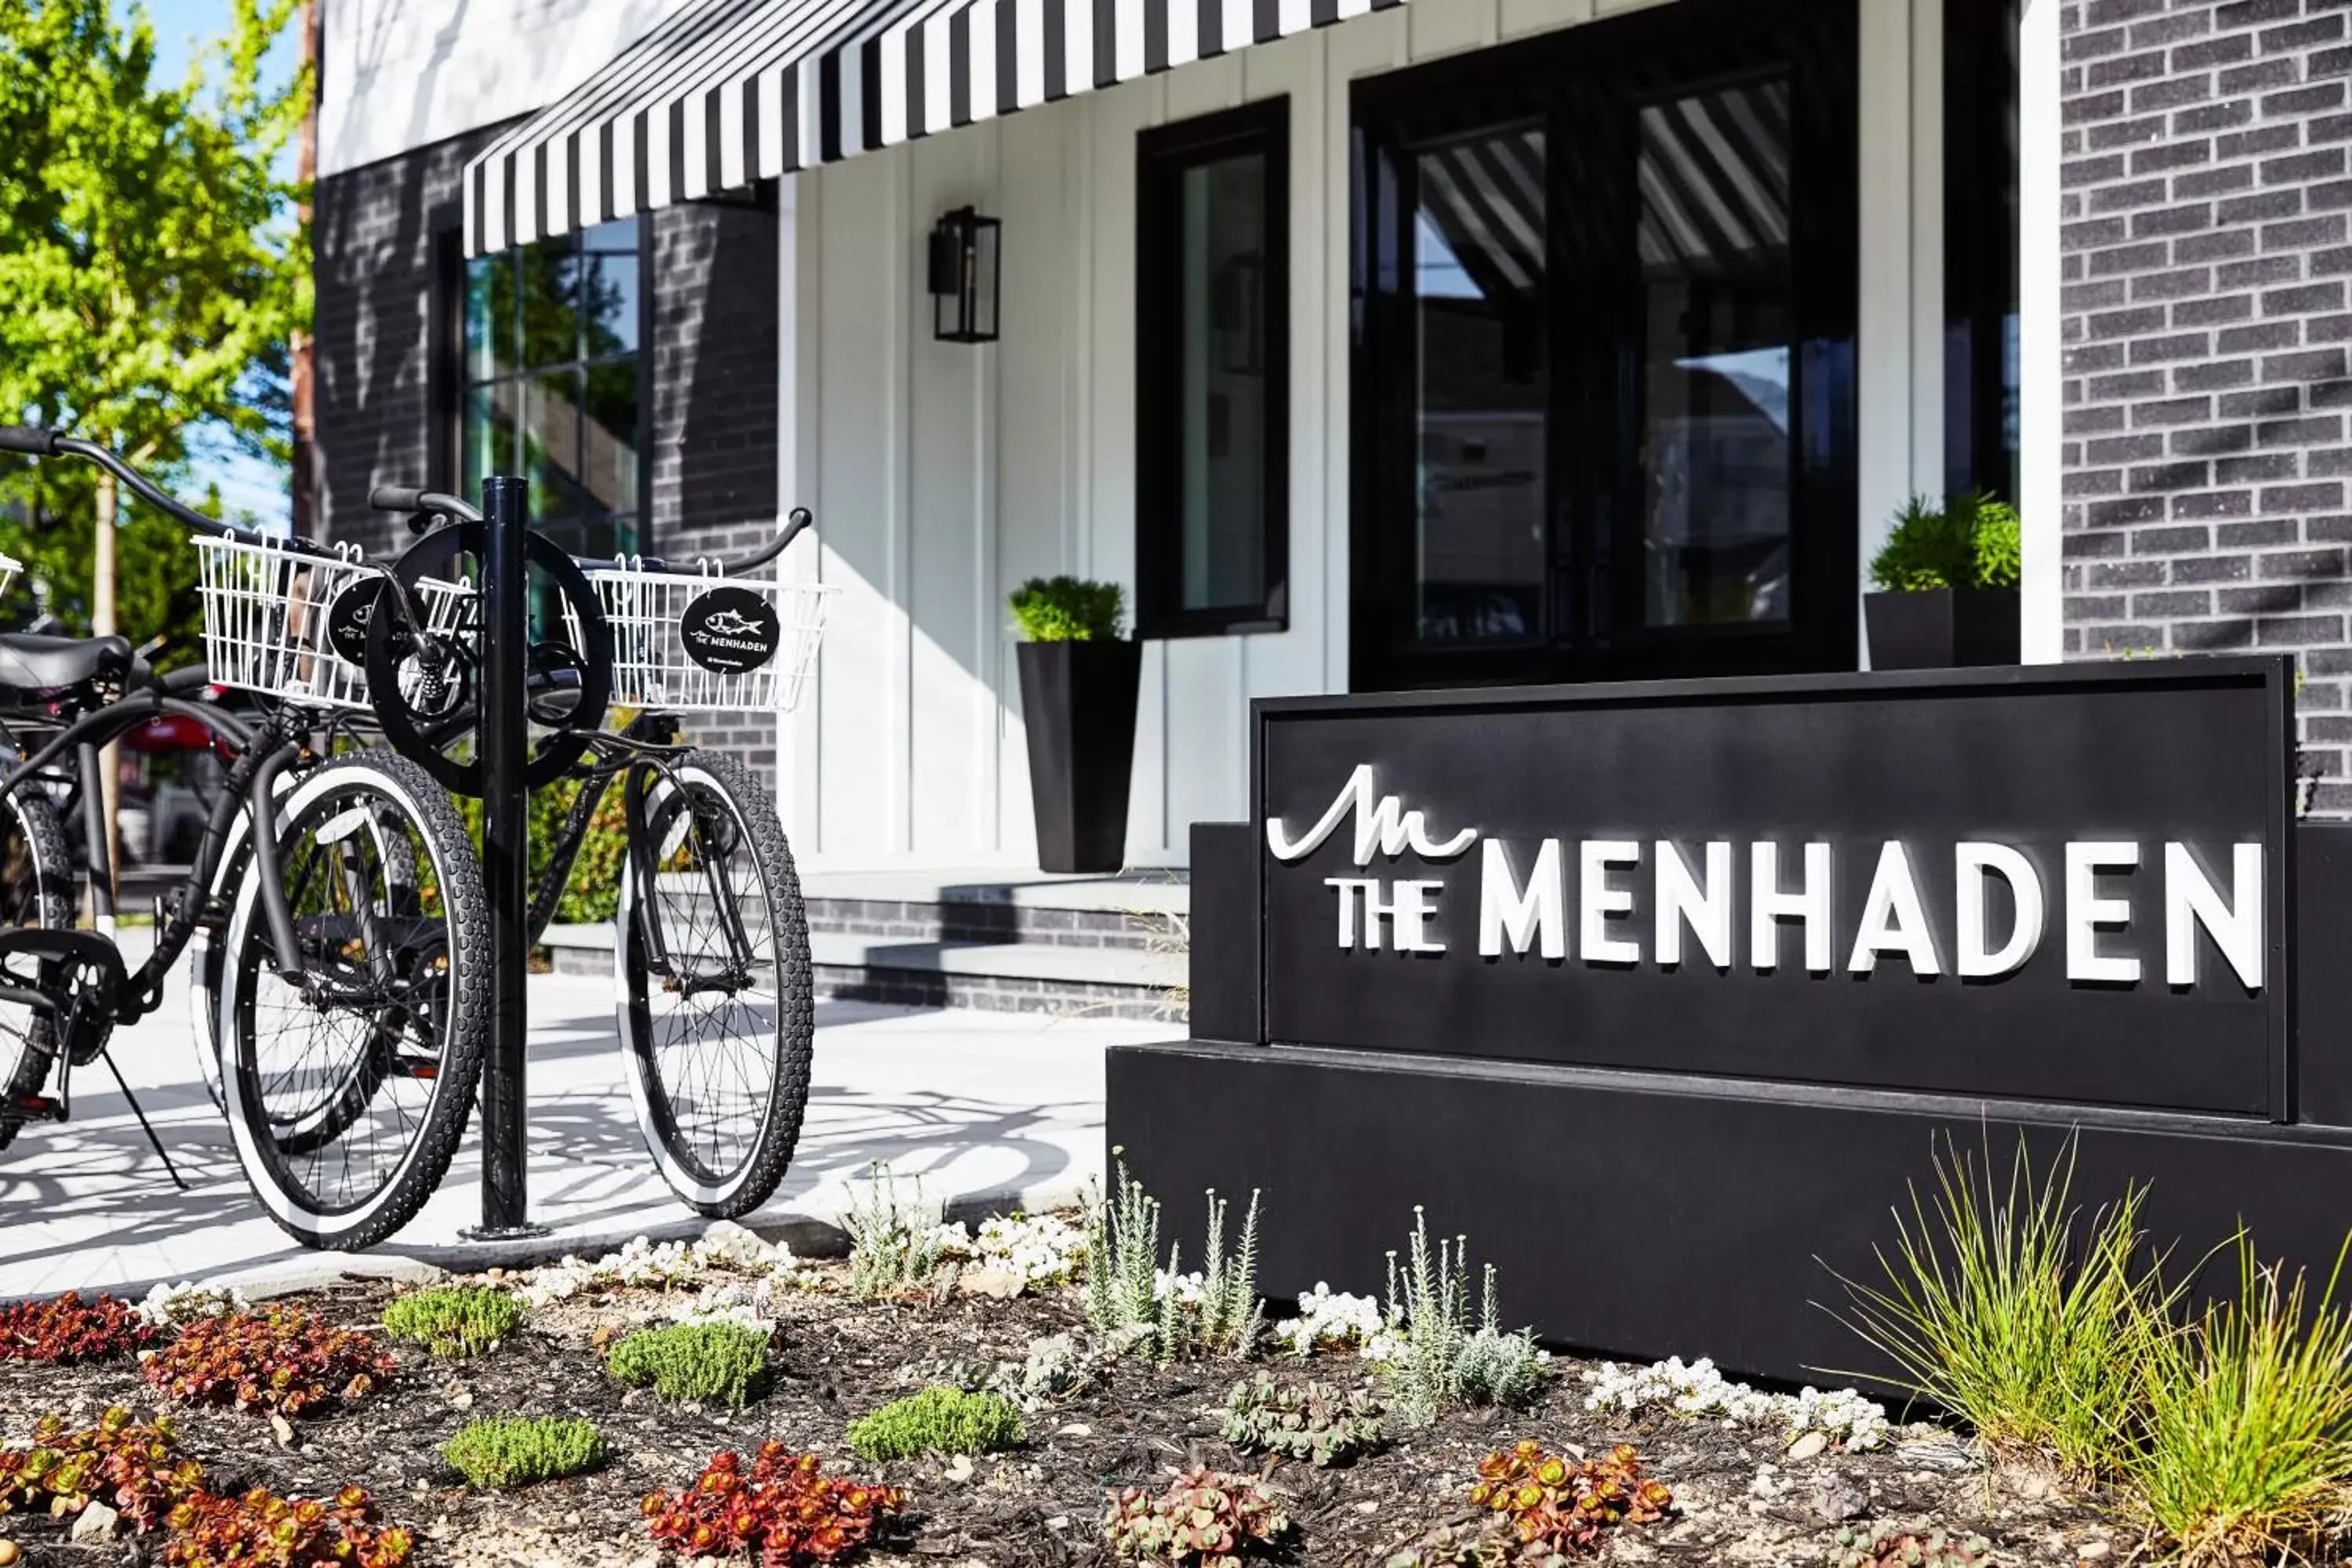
[515,1223,797,1309]
[1582,1355,1890,1450]
[1273,1283,1385,1356]
[136,1280,249,1328]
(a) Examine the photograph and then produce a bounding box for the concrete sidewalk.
[0,939,1177,1302]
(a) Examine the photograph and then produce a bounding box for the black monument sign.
[1109,659,2352,1385]
[1258,666,2288,1114]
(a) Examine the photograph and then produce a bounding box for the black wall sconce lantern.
[927,206,1001,343]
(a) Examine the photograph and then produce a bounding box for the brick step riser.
[802,897,1175,951]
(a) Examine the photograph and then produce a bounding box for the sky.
[147,0,302,528]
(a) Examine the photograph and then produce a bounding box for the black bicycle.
[0,428,492,1252]
[338,482,830,1226]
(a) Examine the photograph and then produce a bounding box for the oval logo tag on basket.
[681,585,782,673]
[325,579,387,666]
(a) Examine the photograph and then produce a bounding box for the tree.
[0,0,308,619]
[0,0,309,863]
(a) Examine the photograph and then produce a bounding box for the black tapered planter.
[1017,639,1142,874]
[1864,587,2020,670]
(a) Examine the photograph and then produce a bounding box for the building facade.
[311,0,2352,869]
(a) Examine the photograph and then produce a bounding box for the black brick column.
[2060,0,2352,808]
[314,139,783,782]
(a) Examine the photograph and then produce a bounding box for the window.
[458,218,648,560]
[1136,100,1289,638]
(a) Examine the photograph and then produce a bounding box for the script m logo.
[1265,764,1477,953]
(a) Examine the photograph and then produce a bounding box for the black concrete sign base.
[1107,1037,2352,1386]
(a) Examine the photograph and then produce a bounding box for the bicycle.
[343,483,833,1224]
[0,426,493,1250]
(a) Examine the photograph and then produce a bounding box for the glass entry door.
[1351,0,1857,690]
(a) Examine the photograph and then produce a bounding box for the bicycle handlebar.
[0,426,317,554]
[366,485,815,575]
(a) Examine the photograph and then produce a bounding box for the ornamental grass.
[1830,1133,2170,1481]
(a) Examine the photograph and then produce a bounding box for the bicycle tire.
[217,753,489,1250]
[190,767,411,1123]
[616,748,812,1218]
[0,789,74,1152]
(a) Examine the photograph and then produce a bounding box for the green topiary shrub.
[1008,576,1124,642]
[382,1286,524,1359]
[1869,491,2023,593]
[605,1322,768,1407]
[847,1385,1025,1461]
[443,1414,606,1489]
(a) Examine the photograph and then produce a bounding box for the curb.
[11,1178,1094,1308]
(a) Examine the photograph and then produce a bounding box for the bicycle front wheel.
[218,753,488,1249]
[618,748,812,1218]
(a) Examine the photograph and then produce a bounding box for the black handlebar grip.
[0,426,59,456]
[779,506,815,550]
[369,484,429,512]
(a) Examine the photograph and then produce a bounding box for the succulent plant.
[0,1292,162,1364]
[640,1443,900,1565]
[143,1308,397,1418]
[1222,1374,1385,1467]
[0,1407,203,1531]
[1105,1468,1291,1566]
[1467,1442,1672,1559]
[1827,1524,1996,1568]
[163,1483,413,1567]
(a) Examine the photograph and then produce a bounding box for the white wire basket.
[0,553,20,604]
[572,560,834,714]
[194,535,472,710]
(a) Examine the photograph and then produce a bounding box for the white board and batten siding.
[773,0,1960,872]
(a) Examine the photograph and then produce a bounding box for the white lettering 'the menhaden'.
[1465,837,2263,990]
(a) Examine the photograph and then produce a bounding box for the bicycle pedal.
[9,1094,64,1123]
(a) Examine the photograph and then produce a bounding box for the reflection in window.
[1635,81,1794,629]
[1410,125,1546,646]
[1137,100,1288,637]
[461,219,644,564]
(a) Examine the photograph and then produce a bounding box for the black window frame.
[1134,97,1292,641]
[427,202,655,556]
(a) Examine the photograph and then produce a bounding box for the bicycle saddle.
[0,633,147,695]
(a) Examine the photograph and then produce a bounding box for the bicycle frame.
[0,691,314,1023]
[518,716,763,989]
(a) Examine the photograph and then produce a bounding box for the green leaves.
[1007,576,1125,641]
[0,0,307,643]
[844,1386,1024,1462]
[1868,492,2024,594]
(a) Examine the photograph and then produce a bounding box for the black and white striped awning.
[464,0,1402,255]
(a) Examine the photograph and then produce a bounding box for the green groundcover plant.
[382,1287,524,1359]
[846,1386,1025,1461]
[443,1414,606,1489]
[606,1322,768,1408]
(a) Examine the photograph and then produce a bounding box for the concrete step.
[539,869,1189,1022]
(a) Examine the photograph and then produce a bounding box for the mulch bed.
[0,1262,2119,1568]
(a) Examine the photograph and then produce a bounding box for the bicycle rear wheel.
[617,749,812,1218]
[218,753,488,1249]
[0,788,72,1152]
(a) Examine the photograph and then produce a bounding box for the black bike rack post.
[463,474,546,1240]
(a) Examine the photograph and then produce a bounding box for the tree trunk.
[93,469,121,906]
[290,0,319,537]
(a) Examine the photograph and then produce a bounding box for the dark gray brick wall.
[2060,0,2352,808]
[314,135,782,779]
